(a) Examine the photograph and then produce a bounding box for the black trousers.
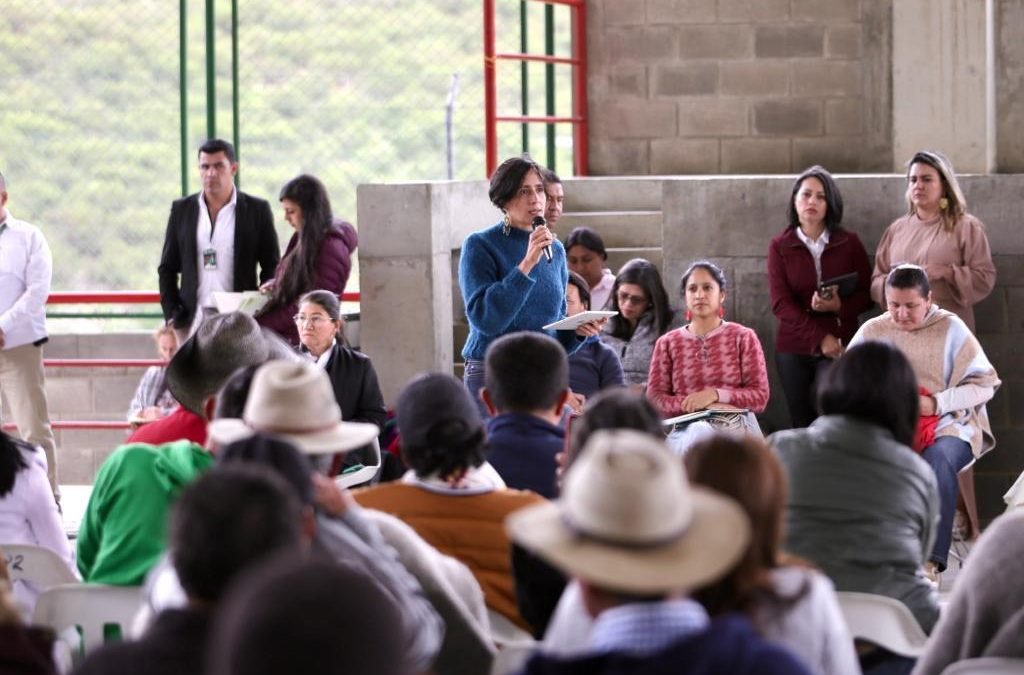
[775,352,835,429]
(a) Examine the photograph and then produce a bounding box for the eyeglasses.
[616,291,648,307]
[293,314,332,326]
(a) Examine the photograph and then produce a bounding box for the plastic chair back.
[32,583,143,657]
[2,544,79,588]
[941,658,1024,675]
[836,591,928,657]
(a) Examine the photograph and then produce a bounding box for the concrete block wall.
[358,174,1024,526]
[587,0,893,174]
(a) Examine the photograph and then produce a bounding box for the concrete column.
[892,0,995,172]
[356,180,492,403]
[995,0,1024,171]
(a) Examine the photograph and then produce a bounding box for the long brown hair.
[684,434,807,617]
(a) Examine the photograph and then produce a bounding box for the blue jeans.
[921,435,973,569]
[462,358,491,420]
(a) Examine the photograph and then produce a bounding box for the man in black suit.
[158,139,280,340]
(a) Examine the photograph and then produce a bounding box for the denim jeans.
[921,435,974,569]
[462,358,491,420]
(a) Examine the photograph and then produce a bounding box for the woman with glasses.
[256,174,358,346]
[600,258,675,390]
[294,289,386,472]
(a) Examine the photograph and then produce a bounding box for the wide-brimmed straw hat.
[166,312,300,415]
[507,429,750,595]
[208,361,379,455]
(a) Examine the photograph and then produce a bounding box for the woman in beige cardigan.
[871,150,995,333]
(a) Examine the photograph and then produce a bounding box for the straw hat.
[208,361,379,455]
[507,429,750,594]
[166,312,299,415]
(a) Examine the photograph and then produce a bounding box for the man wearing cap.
[158,139,280,342]
[507,430,811,674]
[208,361,444,673]
[76,313,296,585]
[0,170,59,498]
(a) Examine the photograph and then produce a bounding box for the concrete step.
[607,247,663,273]
[557,210,663,249]
[561,177,664,212]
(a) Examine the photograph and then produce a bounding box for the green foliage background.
[0,0,577,294]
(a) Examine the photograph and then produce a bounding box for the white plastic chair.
[2,544,79,588]
[836,591,928,657]
[335,438,382,489]
[941,658,1024,675]
[32,583,143,659]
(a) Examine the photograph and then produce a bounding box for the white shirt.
[794,227,830,284]
[590,268,616,311]
[195,188,237,310]
[0,209,52,349]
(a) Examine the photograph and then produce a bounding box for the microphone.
[531,215,553,263]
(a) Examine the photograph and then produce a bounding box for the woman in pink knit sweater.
[647,261,770,434]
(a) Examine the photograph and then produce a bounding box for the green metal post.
[179,0,189,196]
[231,0,240,187]
[205,0,217,139]
[520,0,529,153]
[544,3,555,171]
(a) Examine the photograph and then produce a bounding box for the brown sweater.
[870,213,996,332]
[352,482,545,630]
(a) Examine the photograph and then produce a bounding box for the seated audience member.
[0,431,75,617]
[507,430,810,674]
[600,258,676,390]
[126,312,296,446]
[482,332,570,499]
[207,363,443,671]
[208,556,411,675]
[0,546,58,675]
[849,264,999,582]
[532,389,665,644]
[647,261,770,448]
[911,511,1024,674]
[771,342,940,642]
[294,289,387,474]
[127,324,179,422]
[353,372,545,632]
[256,174,358,346]
[564,227,616,311]
[565,272,624,402]
[685,435,859,675]
[73,466,307,675]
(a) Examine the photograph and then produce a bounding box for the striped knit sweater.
[647,322,770,417]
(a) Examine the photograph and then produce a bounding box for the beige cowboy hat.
[208,361,379,455]
[166,312,300,415]
[507,429,750,595]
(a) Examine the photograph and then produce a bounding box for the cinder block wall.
[586,0,894,174]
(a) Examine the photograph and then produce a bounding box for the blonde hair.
[905,150,966,231]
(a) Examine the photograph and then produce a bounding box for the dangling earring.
[719,306,725,319]
[939,197,949,211]
[501,211,511,235]
[685,310,693,322]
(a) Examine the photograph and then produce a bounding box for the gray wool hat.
[396,373,482,450]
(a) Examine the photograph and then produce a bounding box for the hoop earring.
[719,306,725,318]
[501,211,511,236]
[685,310,693,322]
[939,197,949,211]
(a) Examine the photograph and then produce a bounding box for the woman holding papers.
[647,261,769,450]
[256,174,358,346]
[768,165,872,429]
[458,155,603,413]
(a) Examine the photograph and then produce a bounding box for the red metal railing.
[483,0,588,176]
[0,290,361,432]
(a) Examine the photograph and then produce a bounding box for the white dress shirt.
[195,188,237,310]
[0,210,52,349]
[794,226,830,284]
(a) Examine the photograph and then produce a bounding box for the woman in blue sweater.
[459,155,604,412]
